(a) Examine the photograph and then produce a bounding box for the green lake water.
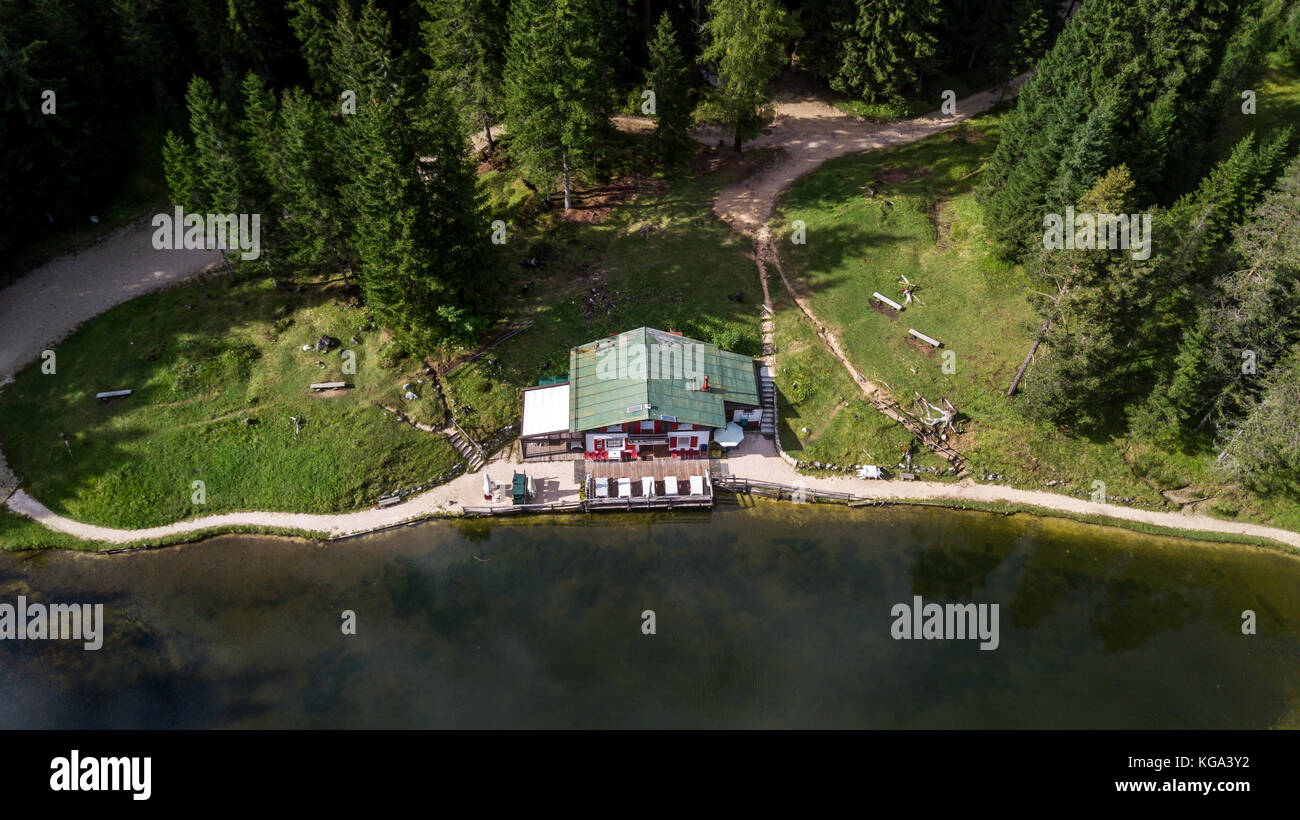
[1,503,1297,728]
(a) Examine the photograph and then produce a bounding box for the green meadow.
[0,277,463,529]
[770,51,1300,531]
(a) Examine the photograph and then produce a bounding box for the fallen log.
[1006,321,1050,397]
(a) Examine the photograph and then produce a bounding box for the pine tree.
[698,0,791,154]
[1020,167,1157,428]
[335,0,491,348]
[288,0,337,95]
[646,11,694,168]
[503,0,614,209]
[183,75,244,214]
[832,0,940,104]
[1144,153,1300,436]
[1216,342,1300,486]
[420,0,508,149]
[273,88,354,282]
[979,0,1248,259]
[161,131,203,211]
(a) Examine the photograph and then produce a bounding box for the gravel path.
[5,457,581,544]
[0,218,220,381]
[724,438,1300,549]
[702,75,1028,233]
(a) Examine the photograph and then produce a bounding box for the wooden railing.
[712,476,860,503]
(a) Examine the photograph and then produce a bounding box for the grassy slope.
[772,53,1300,530]
[446,152,767,443]
[0,277,463,529]
[771,284,945,473]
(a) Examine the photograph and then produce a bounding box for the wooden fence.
[461,494,712,517]
[712,476,862,504]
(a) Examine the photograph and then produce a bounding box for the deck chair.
[618,477,632,497]
[641,476,655,497]
[663,476,679,496]
[689,475,705,495]
[594,477,609,498]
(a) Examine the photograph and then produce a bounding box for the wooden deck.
[586,457,711,484]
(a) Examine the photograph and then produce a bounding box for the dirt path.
[5,456,581,544]
[0,217,221,383]
[12,436,1299,549]
[703,75,1028,234]
[724,78,1026,469]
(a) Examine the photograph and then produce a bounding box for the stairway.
[447,426,485,471]
[758,365,777,437]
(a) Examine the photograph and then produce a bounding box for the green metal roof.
[568,327,759,432]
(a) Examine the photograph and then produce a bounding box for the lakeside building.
[519,327,762,462]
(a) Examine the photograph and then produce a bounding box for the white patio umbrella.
[714,422,745,448]
[482,473,492,499]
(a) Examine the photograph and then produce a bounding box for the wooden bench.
[310,381,351,391]
[872,292,904,311]
[899,472,917,481]
[375,494,402,508]
[907,329,942,348]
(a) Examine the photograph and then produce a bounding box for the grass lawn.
[770,62,1300,530]
[1207,50,1300,164]
[771,285,946,474]
[444,150,768,443]
[0,276,464,529]
[0,508,91,550]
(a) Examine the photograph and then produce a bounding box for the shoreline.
[7,473,1299,556]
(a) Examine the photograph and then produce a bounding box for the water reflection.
[0,504,1296,728]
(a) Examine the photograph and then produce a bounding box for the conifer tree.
[334,0,490,348]
[287,0,337,95]
[1020,167,1155,428]
[420,0,508,149]
[646,11,694,168]
[273,88,354,282]
[503,0,613,209]
[831,0,940,104]
[1141,152,1300,437]
[698,0,791,154]
[979,0,1249,259]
